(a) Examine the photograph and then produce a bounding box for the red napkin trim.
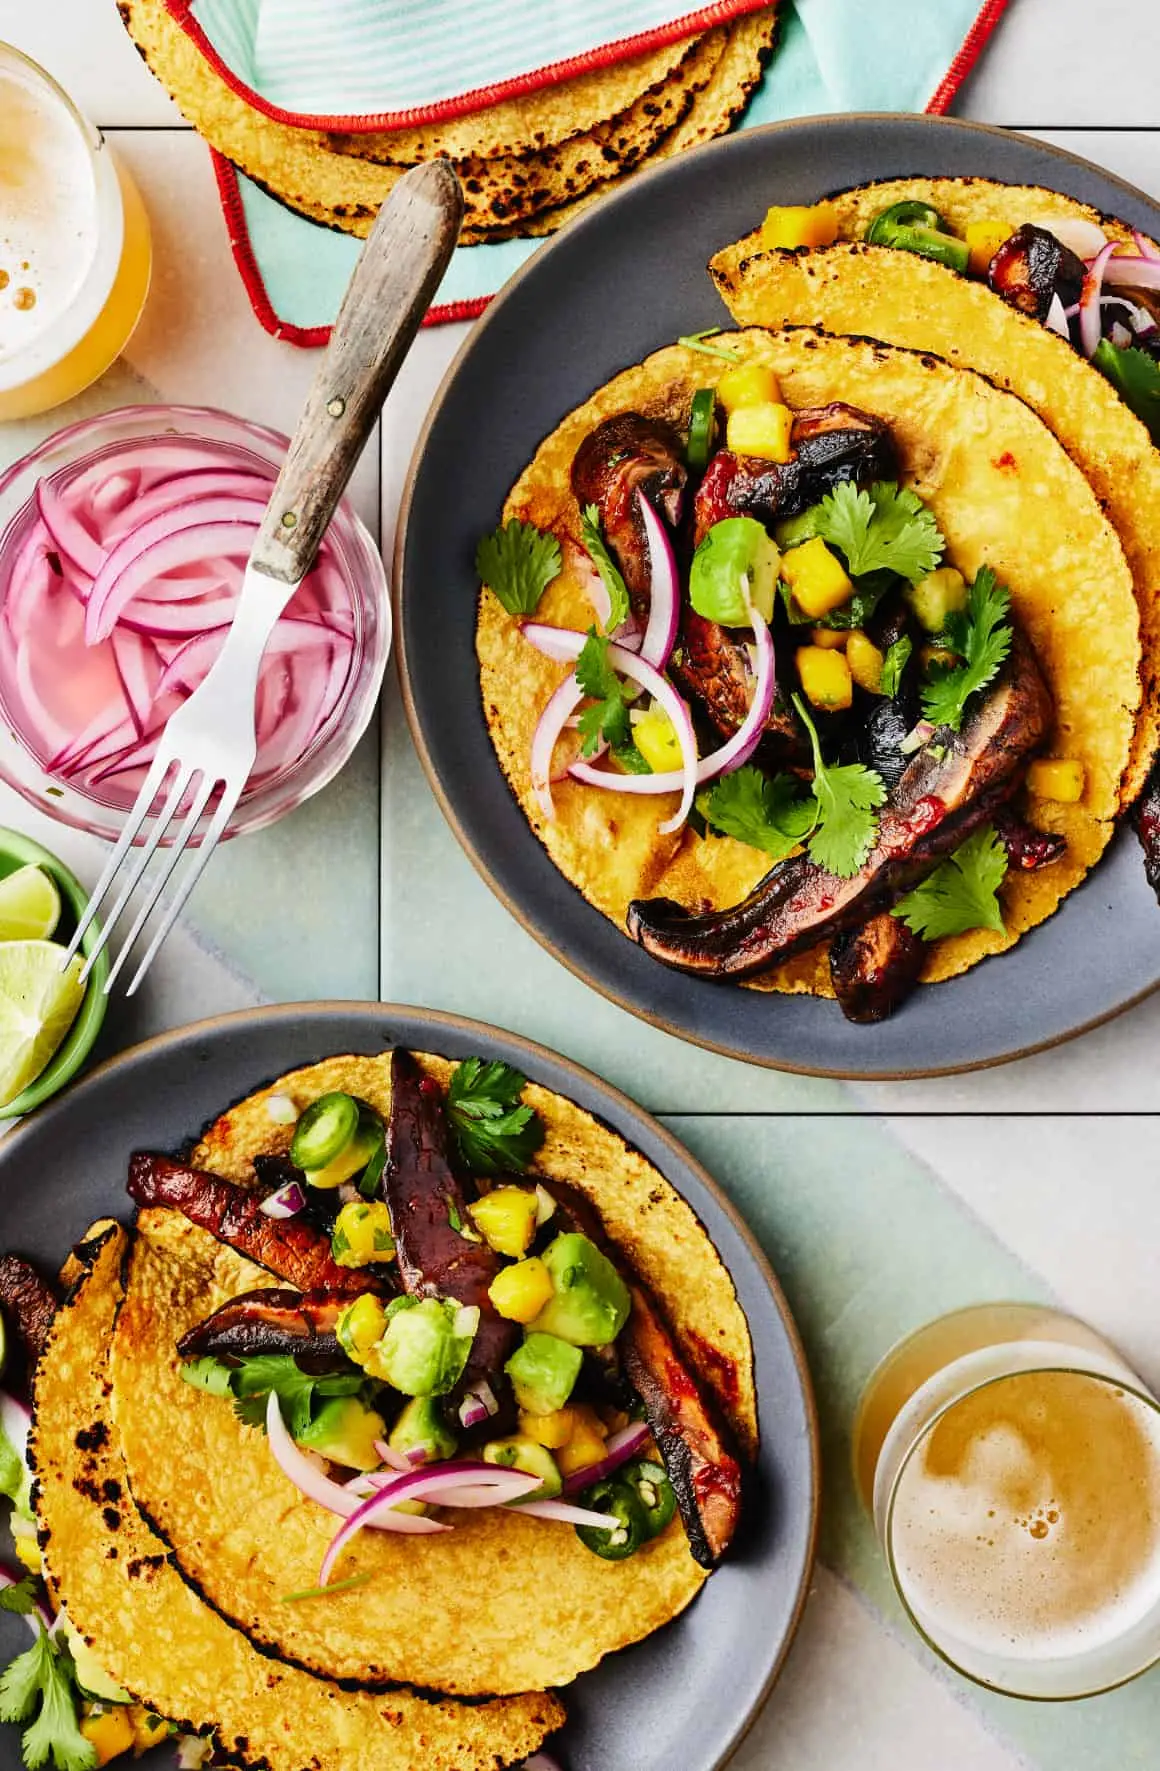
[210,0,1012,346]
[167,0,777,134]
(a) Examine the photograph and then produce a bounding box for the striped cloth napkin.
[205,0,1009,340]
[194,0,774,122]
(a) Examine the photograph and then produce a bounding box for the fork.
[66,159,464,996]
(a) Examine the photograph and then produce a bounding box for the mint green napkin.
[214,0,1006,337]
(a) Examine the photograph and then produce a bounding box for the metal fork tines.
[65,642,263,996]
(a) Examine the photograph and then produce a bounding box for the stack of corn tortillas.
[119,0,778,242]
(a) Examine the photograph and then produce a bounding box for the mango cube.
[796,646,853,711]
[336,1292,388,1363]
[964,219,1010,277]
[846,631,885,694]
[489,1256,555,1324]
[632,704,683,772]
[760,202,839,250]
[519,1407,576,1450]
[726,401,794,463]
[1026,758,1085,803]
[468,1186,539,1258]
[554,1405,609,1477]
[81,1709,135,1767]
[716,361,782,413]
[781,537,853,618]
[810,625,848,650]
[129,1710,168,1756]
[332,1199,394,1267]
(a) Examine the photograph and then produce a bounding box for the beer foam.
[0,65,97,361]
[890,1370,1160,1662]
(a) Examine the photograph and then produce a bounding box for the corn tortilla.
[33,1224,563,1771]
[478,328,1140,999]
[108,1053,754,1697]
[118,0,721,240]
[484,10,778,243]
[711,177,1160,803]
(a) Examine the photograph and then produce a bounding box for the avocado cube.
[365,1296,479,1396]
[482,1435,562,1500]
[388,1394,457,1463]
[530,1234,631,1347]
[296,1396,387,1471]
[506,1332,583,1416]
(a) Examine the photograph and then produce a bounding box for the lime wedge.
[0,867,61,942]
[0,941,86,1108]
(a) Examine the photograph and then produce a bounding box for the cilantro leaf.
[475,518,562,618]
[0,1580,36,1618]
[793,695,887,878]
[784,480,945,585]
[880,635,913,699]
[1093,337,1160,445]
[447,1059,545,1176]
[579,506,629,633]
[0,1632,95,1771]
[226,1357,362,1437]
[676,327,740,363]
[920,566,1012,732]
[575,630,634,758]
[892,825,1008,941]
[698,767,816,861]
[179,1357,235,1399]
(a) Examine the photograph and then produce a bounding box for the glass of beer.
[0,42,151,420]
[853,1304,1160,1699]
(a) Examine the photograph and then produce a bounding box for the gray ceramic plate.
[0,1003,818,1771]
[396,113,1160,1078]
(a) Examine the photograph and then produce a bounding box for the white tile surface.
[959,0,1160,126]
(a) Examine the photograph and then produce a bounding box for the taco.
[709,177,1160,807]
[475,326,1140,1022]
[29,1223,563,1771]
[108,1050,753,1697]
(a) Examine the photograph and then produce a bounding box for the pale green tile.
[188,718,380,1002]
[661,1114,1160,1767]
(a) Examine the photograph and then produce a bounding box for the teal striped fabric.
[227,0,993,331]
[192,0,767,117]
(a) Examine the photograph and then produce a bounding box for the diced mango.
[335,1292,388,1363]
[726,401,794,463]
[906,566,968,634]
[760,202,839,250]
[554,1405,609,1477]
[331,1200,394,1268]
[846,631,885,694]
[715,361,782,413]
[810,625,848,650]
[129,1710,168,1757]
[631,704,683,772]
[964,219,1010,277]
[1026,758,1086,803]
[488,1256,555,1324]
[13,1536,41,1576]
[81,1708,135,1767]
[796,646,853,711]
[468,1186,539,1258]
[519,1407,576,1450]
[781,537,853,618]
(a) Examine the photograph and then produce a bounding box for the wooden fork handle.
[249,160,463,585]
